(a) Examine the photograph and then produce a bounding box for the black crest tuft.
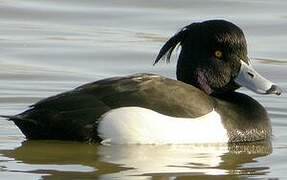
[153,25,192,65]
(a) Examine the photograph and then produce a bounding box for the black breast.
[213,92,271,142]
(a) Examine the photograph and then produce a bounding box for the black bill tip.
[266,85,282,96]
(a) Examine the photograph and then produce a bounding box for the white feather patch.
[98,107,228,144]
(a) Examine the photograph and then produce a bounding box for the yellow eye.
[214,50,223,59]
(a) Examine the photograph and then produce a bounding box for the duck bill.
[234,60,282,95]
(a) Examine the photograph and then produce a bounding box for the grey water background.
[0,0,287,179]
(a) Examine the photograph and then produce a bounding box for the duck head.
[154,19,282,95]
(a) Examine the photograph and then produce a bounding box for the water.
[0,0,287,179]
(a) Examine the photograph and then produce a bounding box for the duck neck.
[176,59,197,86]
[176,53,213,94]
[176,23,210,92]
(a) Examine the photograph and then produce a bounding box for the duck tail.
[0,115,18,121]
[153,26,190,65]
[0,115,37,124]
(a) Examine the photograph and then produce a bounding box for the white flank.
[97,107,228,144]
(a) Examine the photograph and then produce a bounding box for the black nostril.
[247,72,254,78]
[266,85,282,95]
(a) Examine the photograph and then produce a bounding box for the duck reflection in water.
[0,141,272,179]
